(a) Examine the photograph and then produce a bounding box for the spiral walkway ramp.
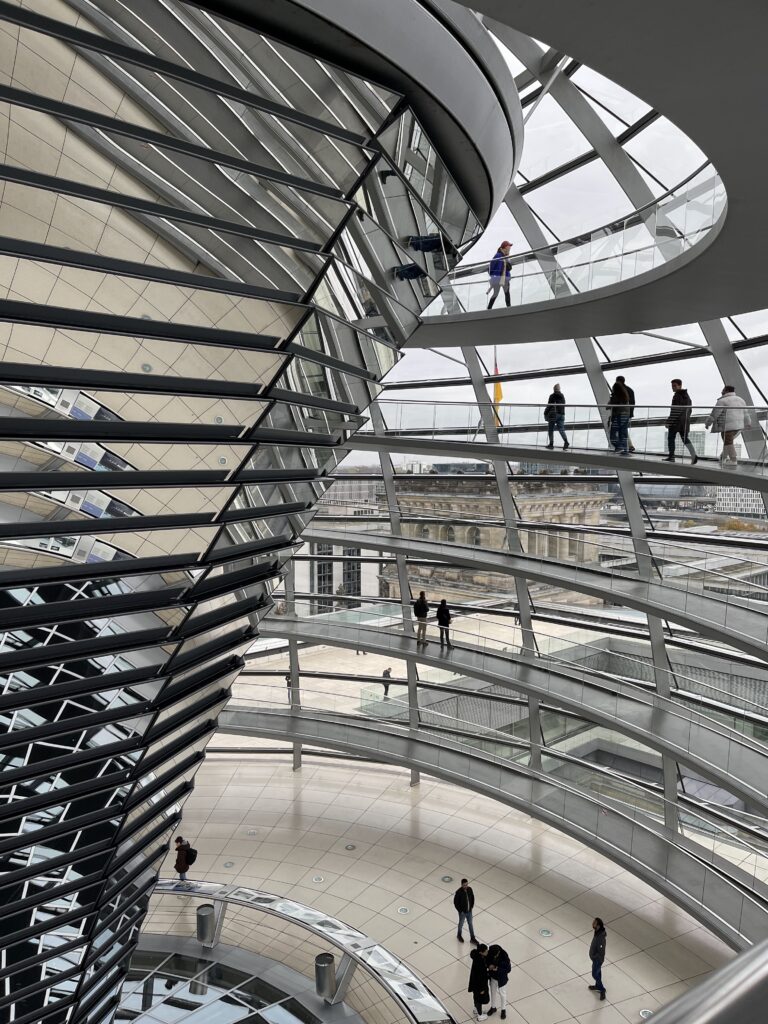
[1,2,767,1024]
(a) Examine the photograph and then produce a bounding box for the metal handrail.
[153,879,454,1024]
[648,936,768,1023]
[449,160,716,280]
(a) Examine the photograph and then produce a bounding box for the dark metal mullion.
[0,626,170,675]
[0,552,196,590]
[219,499,311,524]
[0,0,367,149]
[0,419,244,442]
[0,231,303,301]
[116,773,196,848]
[203,533,295,566]
[0,467,321,493]
[0,732,140,792]
[0,702,155,755]
[164,153,381,621]
[0,586,188,631]
[0,297,282,350]
[265,387,358,415]
[285,340,378,382]
[0,470,228,490]
[4,888,156,1024]
[122,761,201,817]
[133,719,217,779]
[188,561,282,601]
[0,360,266,401]
[0,511,214,540]
[0,83,353,197]
[171,594,271,640]
[0,760,136,824]
[0,665,164,713]
[0,163,325,253]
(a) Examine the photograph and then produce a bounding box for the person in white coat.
[705,386,751,465]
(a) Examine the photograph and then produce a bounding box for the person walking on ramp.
[487,241,512,309]
[664,379,698,464]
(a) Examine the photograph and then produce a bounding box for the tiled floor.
[161,755,733,1024]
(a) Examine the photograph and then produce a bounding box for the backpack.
[187,846,198,865]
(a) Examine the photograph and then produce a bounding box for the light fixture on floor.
[312,875,324,882]
[345,844,356,850]
[539,928,553,937]
[398,907,410,915]
[441,875,453,883]
[639,1012,654,1019]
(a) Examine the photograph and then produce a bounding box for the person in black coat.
[588,917,607,1000]
[436,599,453,649]
[468,945,489,1020]
[453,878,478,943]
[174,836,191,882]
[607,380,632,454]
[544,383,569,450]
[615,376,636,452]
[413,591,429,646]
[664,378,698,463]
[486,944,511,1019]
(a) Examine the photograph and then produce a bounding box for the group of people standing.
[457,879,608,1018]
[543,378,752,464]
[412,592,453,649]
[456,881,512,1020]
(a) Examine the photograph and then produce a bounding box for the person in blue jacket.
[487,241,512,308]
[486,943,511,1019]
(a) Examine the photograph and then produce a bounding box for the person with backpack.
[413,590,429,646]
[174,836,195,882]
[544,383,569,450]
[487,241,512,309]
[486,943,512,1019]
[436,599,453,649]
[664,378,698,464]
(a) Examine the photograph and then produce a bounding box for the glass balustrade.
[424,164,726,313]
[304,501,768,650]
[227,683,768,896]
[357,399,768,470]
[255,599,768,790]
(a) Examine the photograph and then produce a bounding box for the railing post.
[330,954,358,1004]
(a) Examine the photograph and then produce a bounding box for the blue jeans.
[591,958,605,992]
[457,910,476,940]
[548,413,567,445]
[610,414,629,453]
